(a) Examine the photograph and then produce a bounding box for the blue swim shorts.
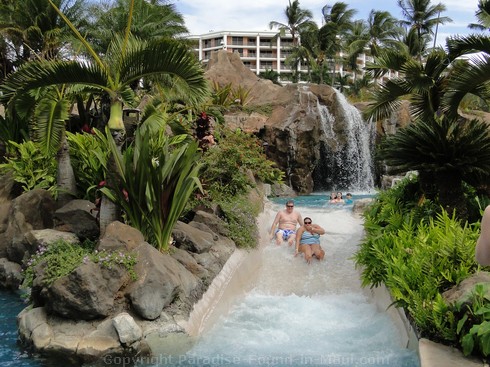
[275,229,296,240]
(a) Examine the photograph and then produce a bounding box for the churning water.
[142,195,420,367]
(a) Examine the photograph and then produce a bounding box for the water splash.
[314,89,375,192]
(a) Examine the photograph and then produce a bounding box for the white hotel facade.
[186,30,382,83]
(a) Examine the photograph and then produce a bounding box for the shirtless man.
[270,200,303,246]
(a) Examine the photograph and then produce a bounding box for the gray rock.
[172,221,214,254]
[53,209,99,241]
[41,260,128,320]
[98,221,145,252]
[10,229,79,266]
[4,189,55,263]
[191,211,230,237]
[55,199,96,216]
[0,257,22,289]
[126,243,200,320]
[113,312,143,345]
[442,272,490,305]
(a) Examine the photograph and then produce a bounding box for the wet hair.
[286,200,294,206]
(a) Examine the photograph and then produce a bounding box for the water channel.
[144,194,420,367]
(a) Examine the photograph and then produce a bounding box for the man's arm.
[296,212,303,227]
[270,212,282,238]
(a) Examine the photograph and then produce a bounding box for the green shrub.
[354,178,488,358]
[22,240,137,292]
[456,284,490,357]
[200,128,283,200]
[66,129,109,201]
[218,193,262,249]
[0,140,57,196]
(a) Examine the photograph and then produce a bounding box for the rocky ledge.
[0,177,258,364]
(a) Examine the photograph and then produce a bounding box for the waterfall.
[313,89,375,192]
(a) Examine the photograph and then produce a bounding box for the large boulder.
[37,260,129,320]
[3,189,55,262]
[205,50,364,194]
[125,243,202,320]
[53,209,99,241]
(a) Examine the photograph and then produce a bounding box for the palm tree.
[269,0,316,47]
[0,0,88,64]
[443,34,490,119]
[85,0,188,55]
[352,10,403,59]
[318,2,357,86]
[364,47,448,122]
[397,0,451,59]
[468,0,490,31]
[378,115,490,221]
[0,0,209,233]
[366,30,490,220]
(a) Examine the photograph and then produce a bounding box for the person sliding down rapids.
[270,200,303,246]
[295,217,325,264]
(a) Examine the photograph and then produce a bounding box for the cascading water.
[313,89,375,192]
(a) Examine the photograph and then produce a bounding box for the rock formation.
[0,171,263,363]
[205,50,381,193]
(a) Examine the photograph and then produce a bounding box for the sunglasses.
[286,205,294,208]
[304,221,312,225]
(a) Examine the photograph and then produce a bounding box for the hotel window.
[248,38,256,46]
[261,61,273,68]
[260,39,272,47]
[232,37,243,45]
[260,51,274,58]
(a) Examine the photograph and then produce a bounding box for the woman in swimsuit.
[294,217,325,264]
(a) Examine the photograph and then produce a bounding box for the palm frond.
[119,38,209,105]
[32,94,70,156]
[446,34,490,60]
[442,54,490,118]
[364,80,409,121]
[0,60,109,105]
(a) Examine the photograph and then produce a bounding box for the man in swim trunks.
[270,200,303,246]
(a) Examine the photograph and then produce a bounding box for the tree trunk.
[99,129,125,236]
[56,132,77,206]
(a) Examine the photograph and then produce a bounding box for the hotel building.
[186,30,396,84]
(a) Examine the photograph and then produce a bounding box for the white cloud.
[174,0,480,37]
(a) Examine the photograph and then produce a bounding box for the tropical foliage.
[100,119,202,252]
[0,140,57,196]
[377,115,490,221]
[354,177,489,358]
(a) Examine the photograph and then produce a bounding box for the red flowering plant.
[99,121,202,252]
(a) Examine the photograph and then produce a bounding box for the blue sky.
[173,0,482,47]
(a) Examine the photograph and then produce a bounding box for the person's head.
[337,192,343,198]
[304,217,312,227]
[285,200,294,211]
[330,192,336,199]
[346,193,352,199]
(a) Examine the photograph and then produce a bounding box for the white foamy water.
[146,200,419,367]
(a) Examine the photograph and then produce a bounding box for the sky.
[172,0,483,47]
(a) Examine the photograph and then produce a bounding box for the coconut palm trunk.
[56,132,77,205]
